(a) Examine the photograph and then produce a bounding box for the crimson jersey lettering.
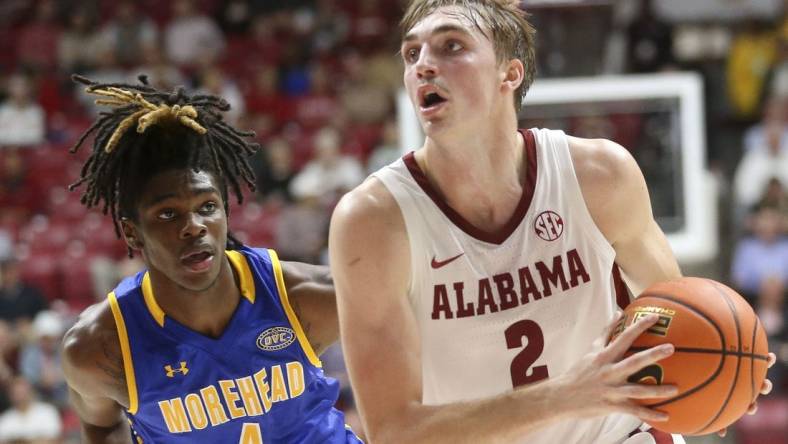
[373,128,642,443]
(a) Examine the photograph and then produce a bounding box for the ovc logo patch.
[257,326,296,351]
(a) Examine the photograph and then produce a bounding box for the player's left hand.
[716,352,777,437]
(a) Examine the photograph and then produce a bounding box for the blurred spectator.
[289,127,365,203]
[758,178,788,226]
[0,231,11,262]
[77,47,128,116]
[165,0,225,67]
[246,15,285,66]
[363,49,404,96]
[731,205,788,301]
[246,65,292,129]
[733,108,788,214]
[0,74,45,147]
[0,149,43,222]
[196,66,244,124]
[130,44,186,92]
[366,119,401,174]
[348,0,389,53]
[311,0,350,55]
[19,310,67,408]
[626,0,675,73]
[58,8,103,73]
[100,0,158,67]
[338,50,392,125]
[758,274,787,391]
[0,376,62,443]
[0,320,14,413]
[279,42,311,97]
[255,137,296,204]
[15,0,61,72]
[0,257,47,326]
[218,0,253,35]
[769,24,788,99]
[274,201,329,264]
[742,97,788,153]
[293,63,339,130]
[731,203,788,390]
[727,20,780,118]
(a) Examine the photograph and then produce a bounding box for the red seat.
[58,241,98,311]
[18,252,61,302]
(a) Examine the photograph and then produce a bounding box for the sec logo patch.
[534,210,564,241]
[257,326,296,351]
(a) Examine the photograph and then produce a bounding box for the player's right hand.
[554,313,678,423]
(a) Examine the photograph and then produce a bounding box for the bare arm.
[568,136,682,294]
[281,261,337,356]
[61,302,132,444]
[329,179,676,444]
[569,136,777,435]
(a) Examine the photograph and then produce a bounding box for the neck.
[416,118,526,230]
[148,256,241,338]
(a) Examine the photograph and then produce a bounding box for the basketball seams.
[695,281,743,434]
[635,293,727,409]
[627,346,769,361]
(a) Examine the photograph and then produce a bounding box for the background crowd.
[0,0,785,442]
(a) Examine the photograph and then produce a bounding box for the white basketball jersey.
[373,128,642,444]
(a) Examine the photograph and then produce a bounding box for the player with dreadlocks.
[61,75,362,444]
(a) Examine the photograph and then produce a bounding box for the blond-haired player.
[329,1,774,443]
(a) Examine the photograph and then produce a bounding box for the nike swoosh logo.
[431,253,465,269]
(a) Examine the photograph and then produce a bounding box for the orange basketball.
[615,277,770,435]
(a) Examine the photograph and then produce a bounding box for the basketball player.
[329,1,775,443]
[61,76,361,443]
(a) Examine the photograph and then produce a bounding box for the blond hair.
[400,0,536,111]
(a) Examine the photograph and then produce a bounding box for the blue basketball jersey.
[107,246,361,443]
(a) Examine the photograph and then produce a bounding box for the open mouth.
[180,251,214,272]
[422,92,447,108]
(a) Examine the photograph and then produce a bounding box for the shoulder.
[565,136,638,190]
[329,177,410,287]
[332,176,405,234]
[565,136,650,242]
[62,300,126,402]
[63,300,117,367]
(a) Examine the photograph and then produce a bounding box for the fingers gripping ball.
[611,277,769,435]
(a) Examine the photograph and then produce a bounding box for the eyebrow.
[403,24,473,43]
[145,186,220,208]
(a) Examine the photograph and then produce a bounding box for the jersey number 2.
[505,319,549,387]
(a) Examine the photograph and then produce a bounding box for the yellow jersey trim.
[140,251,257,327]
[108,291,139,415]
[268,249,322,368]
[226,250,256,304]
[140,273,165,327]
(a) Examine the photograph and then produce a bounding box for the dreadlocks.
[68,74,261,254]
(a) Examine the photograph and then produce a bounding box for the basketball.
[614,277,770,435]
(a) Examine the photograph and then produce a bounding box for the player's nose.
[180,212,207,239]
[415,46,439,79]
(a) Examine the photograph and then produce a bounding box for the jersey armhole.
[370,172,419,305]
[266,249,322,368]
[107,292,139,415]
[552,130,617,261]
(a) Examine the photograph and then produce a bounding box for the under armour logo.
[164,362,189,378]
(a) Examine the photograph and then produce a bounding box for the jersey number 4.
[505,320,549,387]
[240,423,263,444]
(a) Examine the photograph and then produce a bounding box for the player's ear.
[121,218,143,251]
[501,58,524,93]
